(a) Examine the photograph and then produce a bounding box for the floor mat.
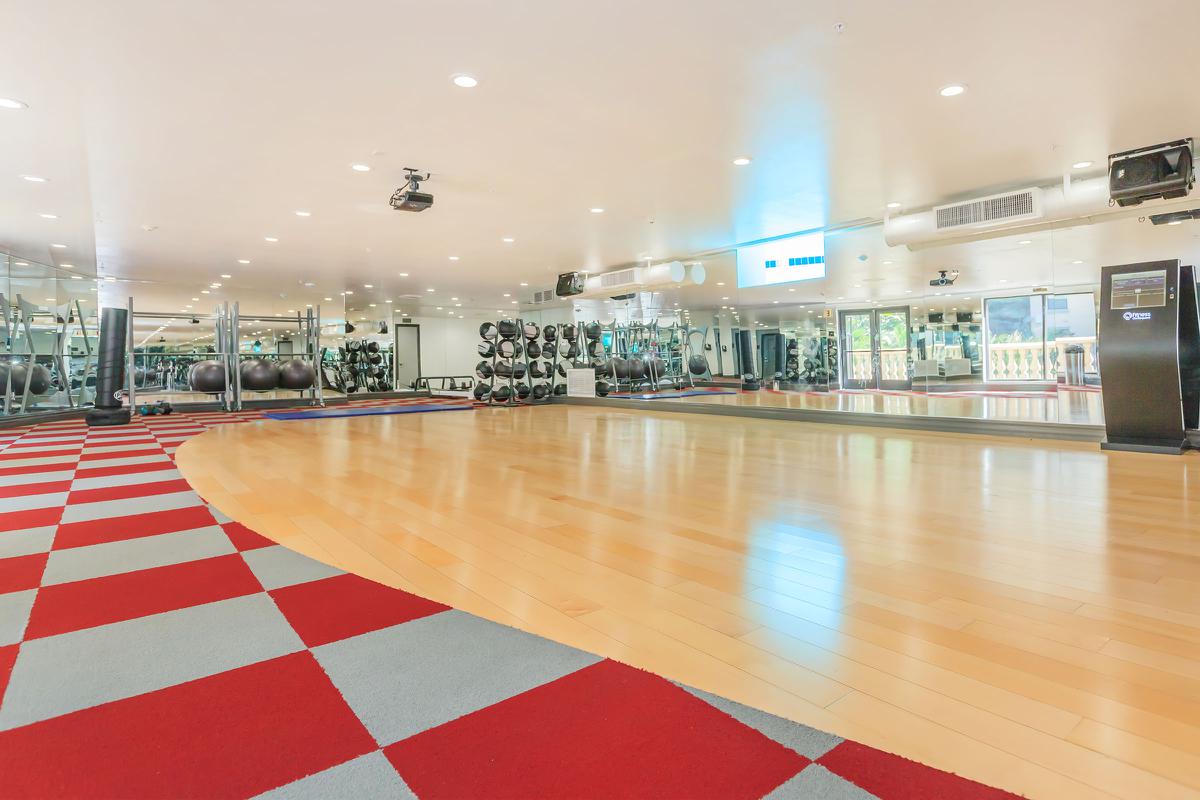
[0,406,1022,799]
[611,389,739,400]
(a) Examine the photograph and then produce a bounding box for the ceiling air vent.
[599,267,643,289]
[530,289,556,304]
[933,187,1043,231]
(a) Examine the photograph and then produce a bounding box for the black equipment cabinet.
[1098,260,1199,453]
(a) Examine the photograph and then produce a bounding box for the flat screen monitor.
[736,232,825,289]
[1110,269,1168,309]
[928,312,945,323]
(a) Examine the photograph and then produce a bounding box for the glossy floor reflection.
[176,405,1200,800]
[675,386,1105,425]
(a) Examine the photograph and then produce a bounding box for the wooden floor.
[670,386,1106,425]
[176,405,1200,800]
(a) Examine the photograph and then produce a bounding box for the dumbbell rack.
[478,318,563,407]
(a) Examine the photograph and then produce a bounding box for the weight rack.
[476,318,564,406]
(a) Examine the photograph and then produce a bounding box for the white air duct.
[885,177,1114,248]
[573,260,705,299]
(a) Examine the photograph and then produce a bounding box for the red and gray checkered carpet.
[0,402,1020,799]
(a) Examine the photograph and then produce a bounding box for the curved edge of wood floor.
[175,407,1200,800]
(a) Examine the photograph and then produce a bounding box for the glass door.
[838,310,874,389]
[838,307,911,390]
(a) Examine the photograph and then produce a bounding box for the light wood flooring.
[175,405,1200,800]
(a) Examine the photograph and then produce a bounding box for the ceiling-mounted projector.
[930,269,959,287]
[390,168,433,212]
[1109,139,1194,207]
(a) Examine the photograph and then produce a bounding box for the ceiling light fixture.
[452,74,479,88]
[264,236,278,242]
[21,175,47,183]
[519,282,528,287]
[39,213,57,219]
[399,272,409,277]
[294,210,311,217]
[426,288,435,292]
[351,163,371,172]
[939,84,967,97]
[886,202,902,210]
[0,97,28,109]
[220,273,232,279]
[502,237,515,243]
[589,207,605,214]
[1018,239,1032,245]
[59,263,74,268]
[1072,161,1093,170]
[364,284,373,288]
[51,243,66,248]
[732,156,752,166]
[448,256,459,261]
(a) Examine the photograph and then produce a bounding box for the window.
[984,292,1097,380]
[764,259,777,269]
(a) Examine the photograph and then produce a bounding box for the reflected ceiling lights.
[502,237,515,243]
[351,164,371,172]
[1072,161,1093,170]
[939,84,967,97]
[238,259,250,264]
[886,202,902,210]
[294,210,311,217]
[264,236,279,242]
[448,256,459,261]
[589,207,605,214]
[51,243,66,248]
[39,213,57,219]
[732,156,752,166]
[21,175,47,183]
[0,97,28,109]
[452,74,479,88]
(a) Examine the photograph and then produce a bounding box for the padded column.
[86,306,132,426]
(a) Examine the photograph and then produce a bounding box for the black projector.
[1109,139,1194,207]
[390,189,434,212]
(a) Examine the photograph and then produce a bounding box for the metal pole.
[231,302,242,411]
[126,296,136,412]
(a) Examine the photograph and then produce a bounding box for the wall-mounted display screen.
[1111,270,1167,309]
[736,231,825,288]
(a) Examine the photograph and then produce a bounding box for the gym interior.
[2,4,1200,799]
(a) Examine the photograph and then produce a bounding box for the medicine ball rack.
[339,338,394,394]
[475,318,564,406]
[581,319,695,395]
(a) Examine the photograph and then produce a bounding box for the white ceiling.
[2,0,1199,321]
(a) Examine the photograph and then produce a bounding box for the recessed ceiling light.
[399,272,409,277]
[436,306,443,311]
[39,213,57,219]
[344,289,354,295]
[294,210,311,217]
[201,289,210,294]
[192,297,199,301]
[717,282,725,286]
[0,97,28,109]
[364,284,373,288]
[51,243,66,248]
[351,163,371,172]
[324,297,332,301]
[502,237,515,243]
[220,273,232,279]
[882,260,894,265]
[721,296,729,300]
[426,288,435,292]
[939,84,966,97]
[264,236,278,242]
[1072,259,1084,264]
[21,175,47,183]
[210,282,222,288]
[448,256,459,261]
[385,299,393,303]
[999,279,1008,283]
[452,74,479,88]
[503,293,511,297]
[589,207,605,214]
[1018,239,1032,245]
[1072,161,1093,170]
[886,202,902,210]
[732,156,752,166]
[455,303,462,307]
[519,282,528,287]
[70,275,81,280]
[788,288,795,292]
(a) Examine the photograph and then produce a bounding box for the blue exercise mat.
[264,404,473,420]
[611,390,737,400]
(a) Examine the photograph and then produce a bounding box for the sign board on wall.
[566,368,596,397]
[736,231,826,288]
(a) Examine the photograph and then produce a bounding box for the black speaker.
[555,271,585,297]
[1109,140,1194,207]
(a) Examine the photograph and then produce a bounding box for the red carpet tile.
[0,403,1025,799]
[0,653,377,799]
[386,658,808,800]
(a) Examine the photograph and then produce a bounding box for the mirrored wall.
[1,252,98,419]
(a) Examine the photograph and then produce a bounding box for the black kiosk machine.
[1098,259,1200,453]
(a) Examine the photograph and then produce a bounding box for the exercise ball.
[542,324,558,342]
[561,323,577,341]
[476,361,494,380]
[2,364,52,395]
[649,356,667,377]
[528,361,546,379]
[479,322,499,340]
[279,359,316,390]
[595,360,614,378]
[595,380,611,397]
[516,383,532,399]
[497,319,519,339]
[584,322,602,341]
[526,341,542,359]
[477,341,495,358]
[522,322,540,340]
[366,340,381,353]
[612,358,629,379]
[627,358,646,380]
[189,360,226,393]
[474,382,492,401]
[688,354,709,376]
[240,358,280,392]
